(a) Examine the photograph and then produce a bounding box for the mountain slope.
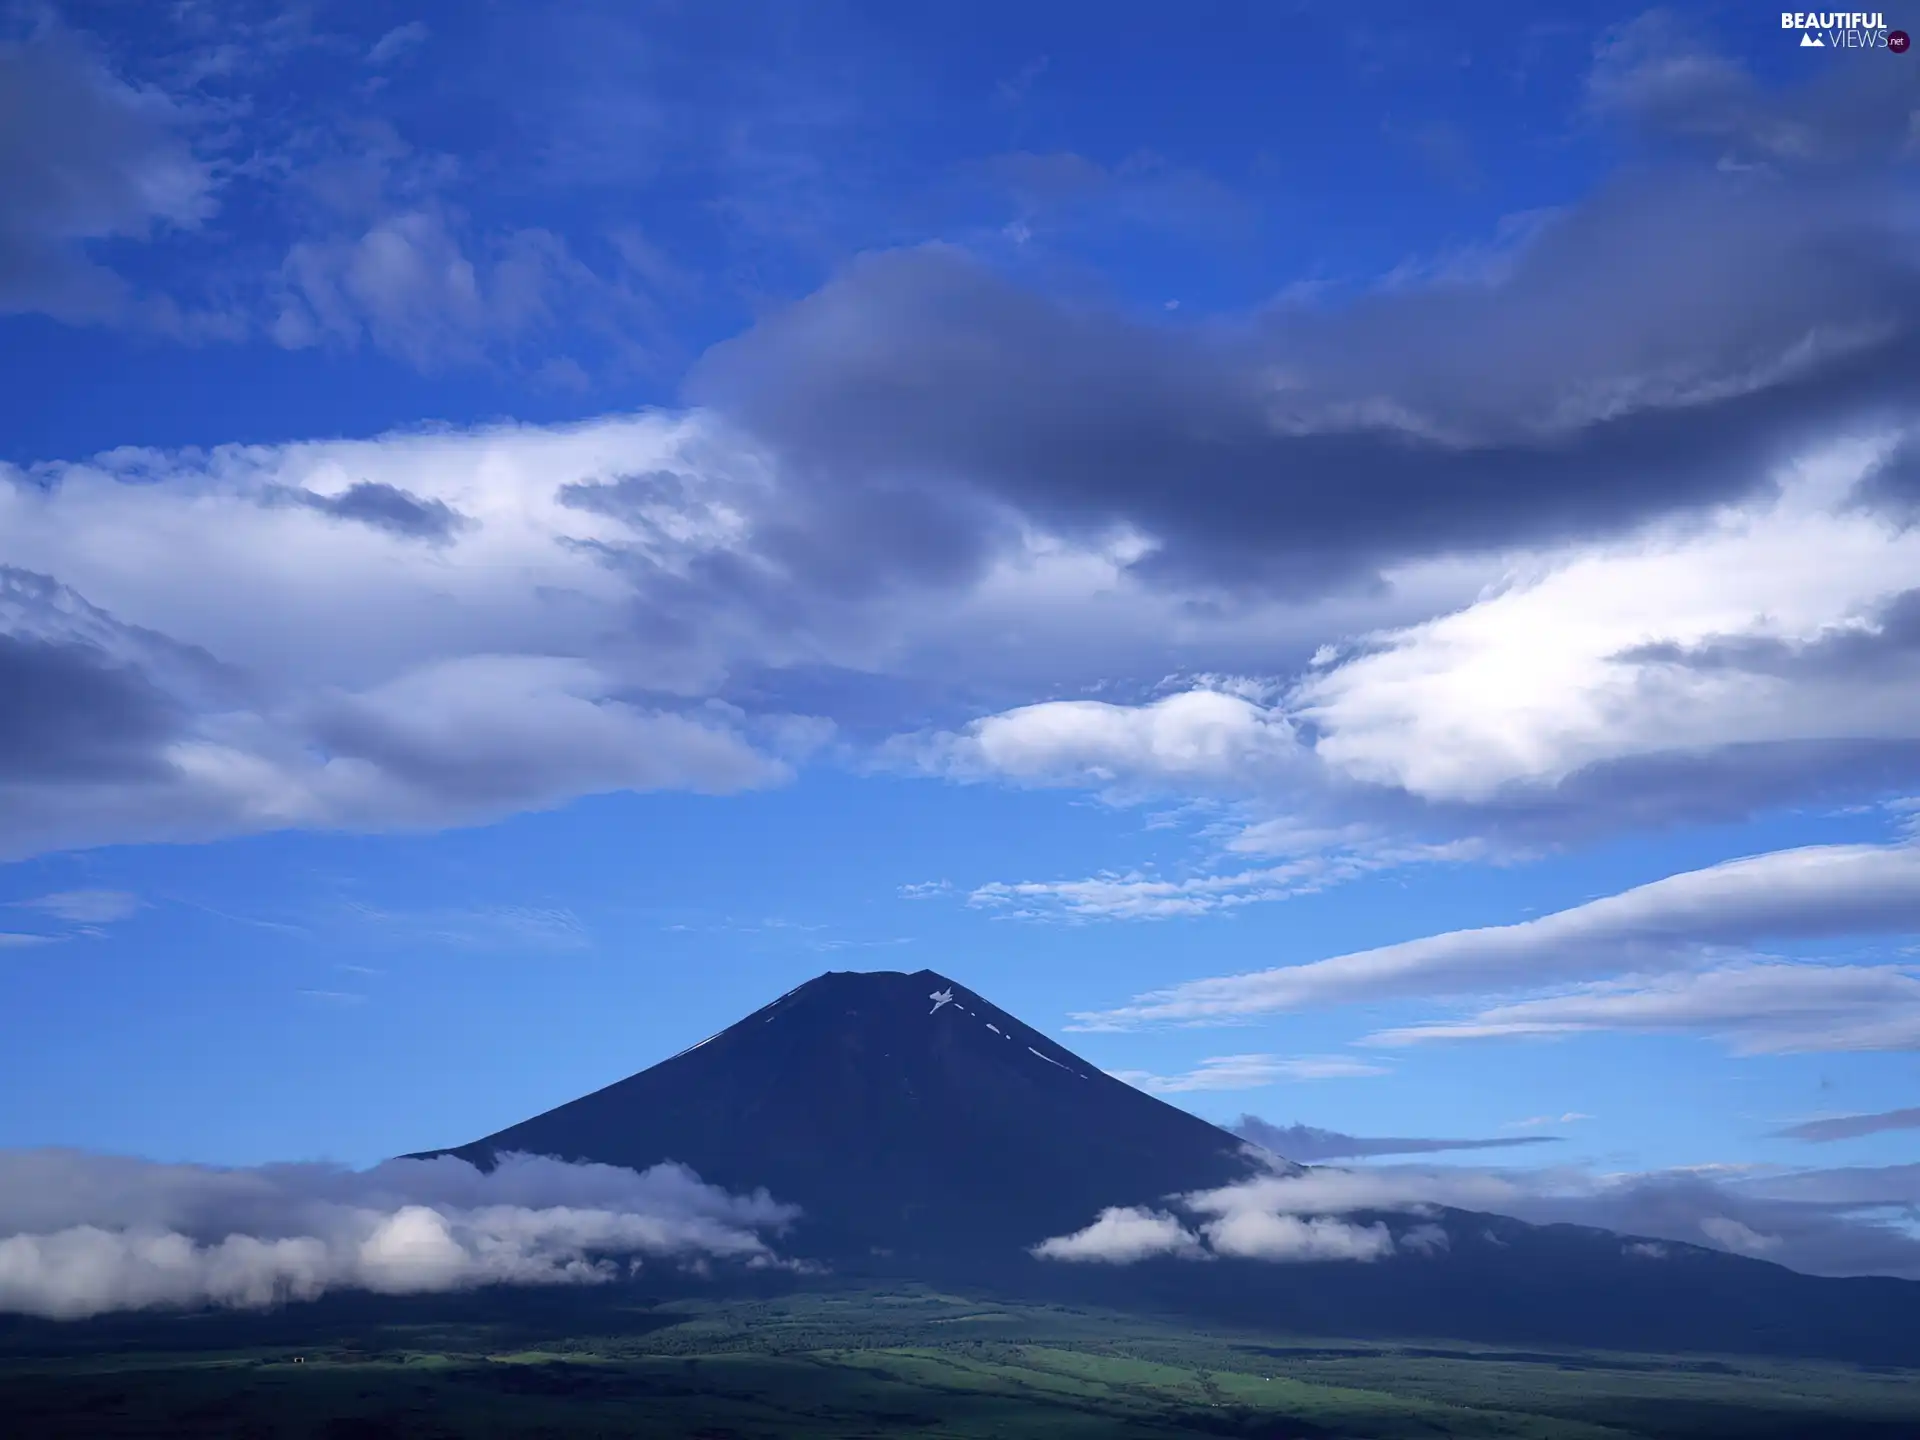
[415,969,1267,1262]
[413,967,1920,1363]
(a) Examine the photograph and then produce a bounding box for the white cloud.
[0,1149,797,1321]
[0,409,1494,863]
[12,890,142,924]
[0,415,819,857]
[1367,961,1920,1055]
[918,687,1304,793]
[1197,1210,1395,1262]
[1029,1206,1207,1263]
[1295,437,1920,802]
[1142,1158,1920,1280]
[1108,1053,1388,1093]
[1073,841,1920,1026]
[1033,1174,1415,1268]
[1698,1216,1781,1255]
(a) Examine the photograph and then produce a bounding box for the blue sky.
[4,0,1920,1283]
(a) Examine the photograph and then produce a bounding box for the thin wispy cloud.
[1773,1107,1920,1143]
[968,842,1479,923]
[345,901,596,952]
[1370,963,1920,1056]
[1107,1053,1389,1093]
[1232,1117,1566,1162]
[1506,1112,1594,1130]
[11,890,142,924]
[1072,843,1920,1029]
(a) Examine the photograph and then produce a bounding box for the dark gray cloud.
[1621,589,1920,681]
[1550,1168,1920,1279]
[1232,1116,1562,1162]
[1456,740,1920,842]
[272,480,471,542]
[0,553,783,859]
[1774,1107,1920,1143]
[0,633,180,783]
[565,462,1013,610]
[691,142,1918,596]
[0,28,213,320]
[0,566,219,787]
[1855,434,1920,521]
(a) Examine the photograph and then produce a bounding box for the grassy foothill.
[4,1285,1918,1438]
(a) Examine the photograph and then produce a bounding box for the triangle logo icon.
[1799,31,1824,45]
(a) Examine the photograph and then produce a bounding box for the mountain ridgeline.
[413,968,1920,1364]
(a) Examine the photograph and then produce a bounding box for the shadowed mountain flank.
[414,969,1268,1263]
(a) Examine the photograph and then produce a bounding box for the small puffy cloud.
[1400,1222,1450,1255]
[1698,1216,1781,1256]
[1109,1054,1388,1093]
[1030,1206,1207,1264]
[0,1149,798,1321]
[1074,842,1920,1027]
[366,22,429,67]
[1774,1107,1920,1143]
[914,687,1303,793]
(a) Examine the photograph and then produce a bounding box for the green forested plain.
[3,1284,1916,1438]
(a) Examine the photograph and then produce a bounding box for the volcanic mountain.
[417,968,1269,1264]
[416,968,1920,1362]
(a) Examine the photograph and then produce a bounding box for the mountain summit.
[417,969,1267,1263]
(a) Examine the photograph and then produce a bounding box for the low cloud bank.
[1032,1163,1403,1267]
[1032,1156,1920,1279]
[0,1149,798,1320]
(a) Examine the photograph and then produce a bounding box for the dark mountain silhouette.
[414,968,1920,1364]
[415,969,1269,1263]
